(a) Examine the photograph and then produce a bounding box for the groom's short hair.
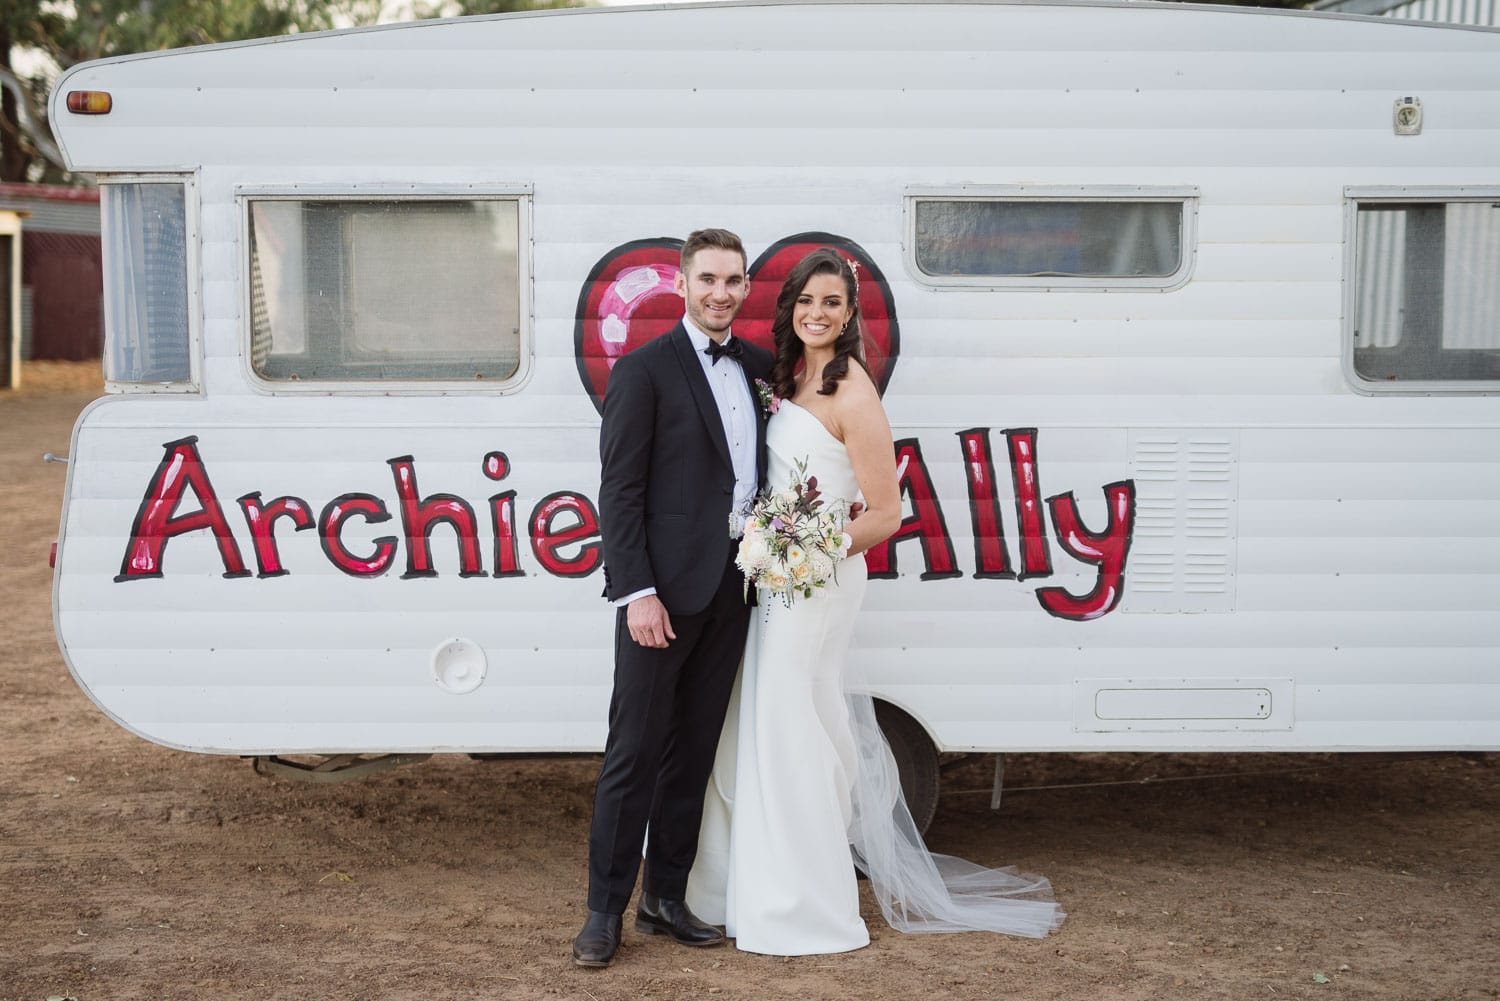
[681,228,747,276]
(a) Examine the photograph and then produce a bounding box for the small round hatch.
[430,638,487,695]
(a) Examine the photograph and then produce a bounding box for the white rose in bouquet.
[738,530,772,574]
[808,549,836,583]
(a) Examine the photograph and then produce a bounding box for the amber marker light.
[66,91,113,115]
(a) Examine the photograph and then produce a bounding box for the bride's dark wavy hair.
[770,249,867,400]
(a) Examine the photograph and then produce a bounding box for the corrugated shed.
[1316,0,1500,26]
[1381,0,1500,25]
[24,231,103,360]
[0,185,103,359]
[0,183,101,235]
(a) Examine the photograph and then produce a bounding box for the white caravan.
[47,0,1500,817]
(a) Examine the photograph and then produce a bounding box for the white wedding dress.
[686,401,1065,955]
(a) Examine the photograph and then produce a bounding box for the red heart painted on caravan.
[574,232,900,414]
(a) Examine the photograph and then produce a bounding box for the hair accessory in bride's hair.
[845,257,861,298]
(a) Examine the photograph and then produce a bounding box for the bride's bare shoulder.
[835,363,883,409]
[829,364,887,434]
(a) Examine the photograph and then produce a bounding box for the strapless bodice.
[766,401,860,506]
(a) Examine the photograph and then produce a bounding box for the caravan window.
[906,188,1195,291]
[101,180,196,388]
[247,197,525,385]
[1348,196,1500,389]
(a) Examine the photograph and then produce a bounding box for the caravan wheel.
[873,701,941,835]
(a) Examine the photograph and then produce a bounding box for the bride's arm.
[833,369,902,557]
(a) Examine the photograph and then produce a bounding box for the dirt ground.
[2,364,1497,1001]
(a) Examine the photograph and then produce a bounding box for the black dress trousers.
[585,543,750,914]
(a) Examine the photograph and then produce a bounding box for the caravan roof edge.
[46,0,1500,171]
[47,0,1500,81]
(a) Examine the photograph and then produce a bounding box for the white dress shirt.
[614,317,758,607]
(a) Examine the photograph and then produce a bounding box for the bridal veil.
[842,667,1066,938]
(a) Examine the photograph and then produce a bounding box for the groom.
[574,228,773,967]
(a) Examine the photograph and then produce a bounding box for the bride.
[685,248,1066,955]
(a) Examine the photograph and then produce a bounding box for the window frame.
[1342,185,1500,397]
[99,172,203,394]
[903,184,1199,292]
[238,184,534,396]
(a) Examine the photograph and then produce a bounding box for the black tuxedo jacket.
[598,323,772,616]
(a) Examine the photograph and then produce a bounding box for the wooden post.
[0,210,22,390]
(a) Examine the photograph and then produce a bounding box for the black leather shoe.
[572,910,623,968]
[635,893,725,947]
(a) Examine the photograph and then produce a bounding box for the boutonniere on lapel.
[754,378,780,419]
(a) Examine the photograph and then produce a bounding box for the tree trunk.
[1,27,34,183]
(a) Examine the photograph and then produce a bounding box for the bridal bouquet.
[735,458,851,605]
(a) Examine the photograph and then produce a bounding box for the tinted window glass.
[102,182,191,383]
[914,199,1183,280]
[249,199,522,382]
[1353,201,1500,383]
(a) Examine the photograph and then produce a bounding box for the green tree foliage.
[11,1,343,70]
[1,0,581,182]
[1,0,349,181]
[401,0,578,15]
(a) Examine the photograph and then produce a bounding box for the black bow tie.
[704,337,744,365]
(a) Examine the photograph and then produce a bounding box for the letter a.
[116,436,250,581]
[864,438,962,581]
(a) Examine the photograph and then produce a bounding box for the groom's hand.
[627,594,676,648]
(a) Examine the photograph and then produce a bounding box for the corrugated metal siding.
[22,231,103,360]
[1445,206,1500,347]
[1382,0,1500,25]
[1353,204,1500,353]
[20,287,33,359]
[0,192,100,235]
[1355,212,1405,349]
[0,231,12,389]
[0,187,103,360]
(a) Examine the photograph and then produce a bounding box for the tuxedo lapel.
[669,325,734,473]
[740,364,771,488]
